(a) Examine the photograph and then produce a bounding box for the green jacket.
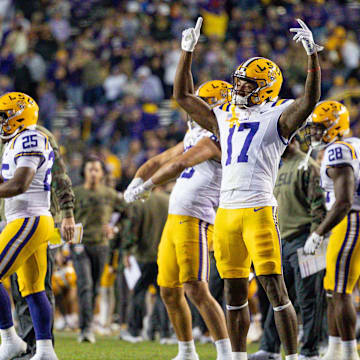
[73,184,129,245]
[121,191,169,263]
[273,151,326,241]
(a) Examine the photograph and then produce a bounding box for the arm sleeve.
[49,138,75,219]
[306,162,327,232]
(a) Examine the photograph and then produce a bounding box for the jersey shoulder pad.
[214,102,232,114]
[11,130,47,153]
[323,141,356,167]
[268,99,294,109]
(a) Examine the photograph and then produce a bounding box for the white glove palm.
[290,19,323,55]
[303,232,324,255]
[124,184,150,203]
[181,17,203,52]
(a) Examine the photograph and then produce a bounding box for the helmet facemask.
[231,72,259,107]
[0,105,25,140]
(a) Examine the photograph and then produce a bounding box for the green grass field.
[55,332,259,360]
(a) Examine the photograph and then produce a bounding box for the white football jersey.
[168,122,222,224]
[1,129,54,222]
[213,99,294,208]
[320,137,360,211]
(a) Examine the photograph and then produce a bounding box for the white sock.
[0,326,18,344]
[285,355,298,360]
[342,339,358,356]
[36,340,55,354]
[232,352,247,360]
[326,336,342,356]
[215,338,232,358]
[178,340,196,355]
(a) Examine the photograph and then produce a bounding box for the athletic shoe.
[247,320,263,343]
[159,337,178,345]
[119,330,143,343]
[0,337,27,360]
[172,353,199,360]
[298,355,319,360]
[30,353,58,360]
[248,350,281,360]
[78,330,96,344]
[192,327,202,342]
[199,334,212,344]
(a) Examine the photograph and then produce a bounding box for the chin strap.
[0,127,21,141]
[298,146,313,171]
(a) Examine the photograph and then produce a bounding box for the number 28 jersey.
[213,99,294,208]
[321,137,360,211]
[1,129,54,222]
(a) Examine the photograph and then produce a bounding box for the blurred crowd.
[1,0,360,190]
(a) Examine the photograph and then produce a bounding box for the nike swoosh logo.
[179,220,191,224]
[254,207,265,212]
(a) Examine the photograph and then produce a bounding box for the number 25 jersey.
[321,137,360,211]
[213,99,294,208]
[1,129,54,222]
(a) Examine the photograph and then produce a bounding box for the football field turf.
[55,332,259,359]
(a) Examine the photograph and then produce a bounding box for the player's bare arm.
[151,137,221,186]
[134,141,184,181]
[279,19,322,139]
[0,166,35,198]
[315,165,354,236]
[173,18,219,136]
[304,165,354,255]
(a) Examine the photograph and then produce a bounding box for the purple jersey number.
[225,122,260,165]
[43,151,55,191]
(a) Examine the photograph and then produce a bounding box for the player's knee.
[184,281,208,305]
[258,274,289,307]
[224,278,248,305]
[160,287,182,307]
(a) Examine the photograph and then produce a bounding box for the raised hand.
[181,17,203,52]
[290,19,323,55]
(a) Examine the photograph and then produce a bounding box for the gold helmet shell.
[196,80,232,107]
[0,92,39,140]
[232,57,283,106]
[311,100,350,144]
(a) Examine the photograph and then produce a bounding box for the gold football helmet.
[0,92,39,140]
[232,57,283,106]
[196,80,232,107]
[310,100,350,146]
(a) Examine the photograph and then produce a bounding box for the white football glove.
[303,232,324,255]
[289,19,323,55]
[124,178,143,203]
[127,177,143,190]
[181,17,203,52]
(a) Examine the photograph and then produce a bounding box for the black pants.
[128,261,169,337]
[71,243,108,332]
[260,234,326,357]
[10,247,55,357]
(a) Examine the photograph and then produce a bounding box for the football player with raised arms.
[125,81,233,360]
[304,101,360,360]
[0,92,58,360]
[174,17,321,360]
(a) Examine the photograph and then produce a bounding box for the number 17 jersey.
[1,129,54,222]
[213,99,294,209]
